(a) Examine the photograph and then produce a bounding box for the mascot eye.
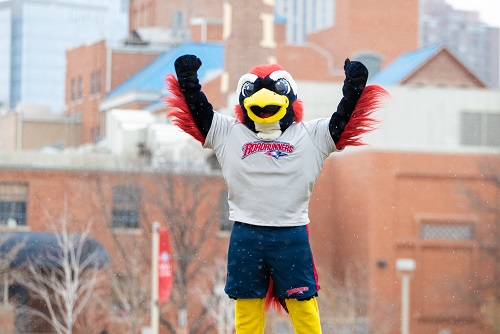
[275,78,291,95]
[242,81,255,97]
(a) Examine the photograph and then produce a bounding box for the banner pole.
[151,221,160,334]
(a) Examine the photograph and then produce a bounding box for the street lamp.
[396,258,416,334]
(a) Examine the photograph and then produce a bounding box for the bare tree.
[86,164,229,334]
[316,263,398,334]
[193,258,234,334]
[481,296,500,333]
[0,232,26,334]
[0,233,26,276]
[145,170,227,334]
[105,239,151,334]
[0,232,26,304]
[16,206,107,334]
[317,263,368,333]
[462,159,500,333]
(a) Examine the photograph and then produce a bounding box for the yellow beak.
[243,88,289,124]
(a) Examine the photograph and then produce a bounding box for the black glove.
[174,54,202,78]
[343,58,368,92]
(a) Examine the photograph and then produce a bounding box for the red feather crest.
[249,63,284,77]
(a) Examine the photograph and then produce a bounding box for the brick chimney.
[220,0,277,100]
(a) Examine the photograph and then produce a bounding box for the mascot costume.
[165,54,387,334]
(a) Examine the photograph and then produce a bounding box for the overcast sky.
[0,0,497,28]
[447,0,500,28]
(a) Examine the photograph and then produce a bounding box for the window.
[355,52,382,78]
[77,76,83,100]
[172,10,186,32]
[0,183,28,227]
[420,223,474,241]
[70,79,75,101]
[90,72,95,95]
[112,186,140,229]
[90,70,102,97]
[461,112,500,147]
[219,190,233,232]
[95,70,101,95]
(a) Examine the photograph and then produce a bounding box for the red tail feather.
[164,73,205,144]
[265,279,288,314]
[336,85,389,149]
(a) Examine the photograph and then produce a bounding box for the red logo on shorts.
[286,286,309,297]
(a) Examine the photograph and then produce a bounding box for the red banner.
[158,228,174,303]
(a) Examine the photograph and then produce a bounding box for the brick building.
[65,40,161,144]
[305,0,419,78]
[129,0,223,37]
[309,151,500,333]
[0,156,230,333]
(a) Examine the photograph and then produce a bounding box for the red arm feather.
[335,85,389,149]
[164,73,205,145]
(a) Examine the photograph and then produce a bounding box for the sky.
[447,0,500,28]
[0,0,497,28]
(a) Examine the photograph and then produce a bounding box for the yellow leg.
[235,298,266,334]
[285,297,322,334]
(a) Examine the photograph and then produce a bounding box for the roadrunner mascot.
[165,54,387,333]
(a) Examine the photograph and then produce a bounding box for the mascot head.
[234,64,303,141]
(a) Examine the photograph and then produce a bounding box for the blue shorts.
[224,222,319,300]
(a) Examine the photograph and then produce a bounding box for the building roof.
[369,43,489,87]
[0,231,110,268]
[107,42,225,99]
[369,44,443,85]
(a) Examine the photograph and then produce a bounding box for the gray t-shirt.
[204,112,338,227]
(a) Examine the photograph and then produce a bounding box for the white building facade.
[296,82,500,153]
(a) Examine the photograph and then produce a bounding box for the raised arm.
[329,58,369,143]
[164,55,214,143]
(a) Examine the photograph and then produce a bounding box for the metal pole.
[151,222,160,334]
[401,273,410,334]
[178,308,187,334]
[396,258,415,334]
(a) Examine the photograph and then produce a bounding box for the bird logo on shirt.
[265,150,288,159]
